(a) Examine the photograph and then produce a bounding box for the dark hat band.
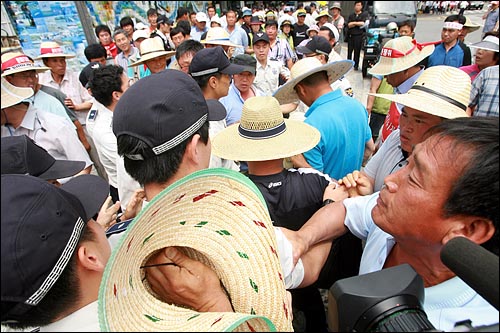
[238,121,286,140]
[410,85,466,111]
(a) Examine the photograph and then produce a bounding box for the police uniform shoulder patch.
[87,109,98,121]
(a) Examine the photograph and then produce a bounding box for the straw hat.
[212,96,320,161]
[371,66,470,119]
[273,57,353,104]
[201,27,241,48]
[34,41,75,60]
[1,52,50,76]
[1,76,34,109]
[368,36,435,76]
[99,168,293,332]
[469,35,499,52]
[463,16,481,33]
[129,37,175,67]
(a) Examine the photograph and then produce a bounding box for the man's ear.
[76,242,107,273]
[443,218,495,246]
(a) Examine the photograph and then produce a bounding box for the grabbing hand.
[144,247,233,312]
[96,195,121,230]
[120,188,146,221]
[338,170,374,197]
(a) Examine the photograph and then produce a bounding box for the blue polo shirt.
[304,89,371,179]
[427,41,471,68]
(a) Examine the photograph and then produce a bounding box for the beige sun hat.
[1,76,34,109]
[129,37,175,67]
[463,16,481,33]
[1,52,50,76]
[273,57,353,104]
[212,96,320,161]
[34,41,75,60]
[368,36,435,76]
[469,35,499,52]
[315,10,332,20]
[201,27,241,48]
[371,65,470,119]
[98,168,293,332]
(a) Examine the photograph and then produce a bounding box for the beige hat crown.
[212,96,320,161]
[129,37,175,67]
[368,36,435,75]
[201,27,241,48]
[273,57,353,104]
[34,41,75,59]
[371,65,470,119]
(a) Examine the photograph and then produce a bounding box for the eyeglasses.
[14,72,38,79]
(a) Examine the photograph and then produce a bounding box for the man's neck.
[51,71,65,84]
[2,106,27,128]
[248,160,284,176]
[444,39,458,50]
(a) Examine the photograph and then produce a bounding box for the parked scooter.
[362,22,398,78]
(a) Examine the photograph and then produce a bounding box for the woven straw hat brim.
[273,59,353,104]
[33,53,75,60]
[99,168,293,332]
[129,50,176,67]
[212,120,320,161]
[1,77,34,109]
[1,65,50,77]
[368,44,435,75]
[371,90,469,119]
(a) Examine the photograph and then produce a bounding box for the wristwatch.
[322,198,335,207]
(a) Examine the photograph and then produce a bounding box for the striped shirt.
[469,65,499,117]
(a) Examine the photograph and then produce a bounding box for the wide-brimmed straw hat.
[371,65,470,119]
[316,10,332,20]
[1,76,34,109]
[1,52,50,76]
[201,27,241,48]
[212,96,320,161]
[273,57,353,104]
[463,16,481,32]
[469,35,499,52]
[368,36,435,75]
[98,168,293,332]
[34,41,75,60]
[129,37,175,67]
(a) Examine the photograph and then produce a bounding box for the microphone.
[441,237,499,310]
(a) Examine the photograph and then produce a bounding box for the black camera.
[328,264,436,332]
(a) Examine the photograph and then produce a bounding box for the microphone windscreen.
[441,237,499,310]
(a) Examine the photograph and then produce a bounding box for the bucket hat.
[273,57,353,104]
[1,52,50,76]
[212,96,320,161]
[132,29,150,42]
[368,36,435,75]
[129,37,175,67]
[34,41,75,60]
[469,35,499,52]
[1,76,34,109]
[98,168,293,331]
[1,174,109,322]
[1,135,85,180]
[371,65,470,119]
[306,24,320,35]
[201,27,241,48]
[330,2,342,10]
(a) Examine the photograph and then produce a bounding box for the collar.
[19,104,37,131]
[305,89,343,117]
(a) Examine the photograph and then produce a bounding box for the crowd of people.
[1,1,499,332]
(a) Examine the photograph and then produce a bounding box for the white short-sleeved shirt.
[1,105,92,170]
[39,70,92,125]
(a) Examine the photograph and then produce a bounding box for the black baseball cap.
[296,36,332,56]
[253,32,270,44]
[113,69,209,160]
[1,174,109,321]
[189,46,246,77]
[79,61,104,88]
[206,99,227,121]
[1,135,85,180]
[231,54,257,76]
